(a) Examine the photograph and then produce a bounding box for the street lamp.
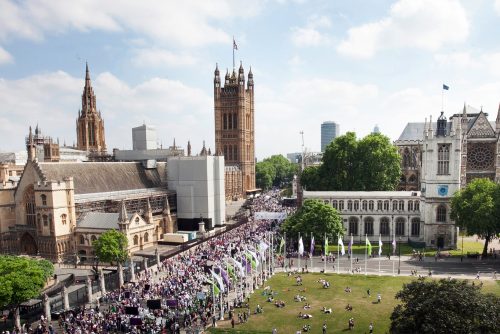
[398,237,401,275]
[461,230,464,262]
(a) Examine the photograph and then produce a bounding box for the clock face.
[437,185,448,196]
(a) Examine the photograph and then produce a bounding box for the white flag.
[298,237,304,256]
[210,269,225,293]
[378,235,383,256]
[258,241,269,257]
[247,249,260,267]
[338,236,345,256]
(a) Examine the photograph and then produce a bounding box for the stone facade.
[214,63,256,200]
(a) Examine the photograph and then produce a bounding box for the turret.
[118,200,129,232]
[225,69,230,85]
[436,111,447,137]
[238,61,245,86]
[428,115,434,139]
[187,140,192,156]
[27,126,36,162]
[247,66,254,89]
[214,63,220,86]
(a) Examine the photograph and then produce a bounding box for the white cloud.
[0,46,13,64]
[132,48,197,67]
[338,0,469,58]
[288,55,304,66]
[495,0,500,14]
[0,70,213,152]
[434,51,500,76]
[290,15,331,47]
[0,0,263,47]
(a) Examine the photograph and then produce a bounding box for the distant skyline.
[2,0,500,160]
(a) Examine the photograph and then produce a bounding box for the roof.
[77,212,121,229]
[37,161,167,195]
[303,190,420,198]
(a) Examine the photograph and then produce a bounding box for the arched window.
[228,145,233,161]
[409,174,417,183]
[348,217,358,235]
[403,148,410,168]
[90,235,97,243]
[380,217,390,236]
[362,200,368,211]
[354,200,359,211]
[395,217,405,236]
[42,215,49,227]
[223,145,228,160]
[377,200,383,211]
[233,146,238,161]
[408,201,414,211]
[411,218,420,236]
[228,114,232,130]
[61,214,67,225]
[144,232,149,243]
[332,200,338,210]
[233,114,237,129]
[364,217,374,236]
[338,200,344,211]
[24,186,36,227]
[79,235,85,245]
[436,205,447,222]
[392,201,398,211]
[41,194,47,206]
[324,200,329,205]
[414,201,420,211]
[134,235,139,245]
[223,114,227,130]
[347,200,353,211]
[437,144,450,175]
[399,200,404,211]
[383,200,389,211]
[368,200,374,211]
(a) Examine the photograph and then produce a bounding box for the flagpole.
[350,234,353,275]
[310,232,313,272]
[298,232,301,271]
[337,233,340,274]
[212,281,216,324]
[284,232,287,272]
[365,234,367,275]
[324,233,326,273]
[232,36,235,69]
[378,234,381,276]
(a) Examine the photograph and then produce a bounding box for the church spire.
[187,140,192,156]
[496,103,500,131]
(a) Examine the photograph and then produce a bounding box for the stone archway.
[20,233,38,255]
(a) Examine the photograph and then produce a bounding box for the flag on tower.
[233,38,238,50]
[442,84,449,90]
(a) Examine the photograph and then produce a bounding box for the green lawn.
[210,273,500,334]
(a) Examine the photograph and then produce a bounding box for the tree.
[451,178,500,257]
[93,229,128,264]
[256,155,297,190]
[0,256,54,329]
[390,278,500,334]
[301,132,401,191]
[281,199,343,246]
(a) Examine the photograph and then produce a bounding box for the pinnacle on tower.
[118,200,128,223]
[187,140,192,156]
[162,195,171,215]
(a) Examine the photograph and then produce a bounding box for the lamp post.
[398,237,401,275]
[461,230,464,262]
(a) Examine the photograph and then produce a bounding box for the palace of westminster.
[0,62,499,262]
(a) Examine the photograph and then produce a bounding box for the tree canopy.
[93,230,129,263]
[281,199,343,246]
[390,278,500,334]
[451,178,500,257]
[256,155,297,190]
[301,132,401,191]
[0,256,54,325]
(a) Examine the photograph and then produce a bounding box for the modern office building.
[321,121,339,152]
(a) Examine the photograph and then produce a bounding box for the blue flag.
[442,84,449,90]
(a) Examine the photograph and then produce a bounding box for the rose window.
[467,145,494,170]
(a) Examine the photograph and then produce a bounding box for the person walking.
[322,322,327,334]
[369,322,373,333]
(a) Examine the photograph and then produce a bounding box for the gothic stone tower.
[214,63,255,198]
[76,63,107,154]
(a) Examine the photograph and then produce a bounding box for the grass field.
[210,273,500,334]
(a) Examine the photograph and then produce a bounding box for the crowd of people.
[48,189,292,334]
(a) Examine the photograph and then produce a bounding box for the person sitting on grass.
[255,304,263,314]
[344,286,352,293]
[345,304,353,311]
[267,295,274,302]
[348,318,355,330]
[322,307,332,314]
[323,281,330,289]
[303,303,311,310]
[274,300,285,308]
[302,324,311,332]
[302,313,313,319]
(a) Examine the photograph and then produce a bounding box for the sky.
[1,0,500,160]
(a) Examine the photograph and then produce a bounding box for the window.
[395,218,405,236]
[228,114,232,130]
[332,200,338,210]
[436,205,447,222]
[364,217,374,236]
[347,200,353,211]
[228,145,233,161]
[409,174,417,183]
[338,201,344,211]
[384,201,389,211]
[61,214,67,225]
[24,187,36,227]
[411,218,420,236]
[144,232,149,243]
[80,235,85,245]
[368,201,374,211]
[362,200,368,211]
[349,217,358,235]
[377,201,383,211]
[354,201,359,211]
[233,114,237,129]
[233,146,238,161]
[43,215,48,227]
[399,200,404,211]
[380,218,390,236]
[223,145,227,160]
[134,235,139,245]
[392,201,398,211]
[414,201,420,211]
[437,144,450,175]
[91,235,97,243]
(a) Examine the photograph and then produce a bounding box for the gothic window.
[228,145,233,161]
[380,217,390,236]
[144,232,149,243]
[354,200,359,211]
[415,201,420,211]
[364,217,374,236]
[392,201,398,211]
[436,205,447,222]
[347,200,353,211]
[411,218,420,236]
[228,114,232,130]
[80,235,85,245]
[233,146,238,161]
[377,200,383,211]
[247,144,250,161]
[395,218,405,236]
[362,200,368,211]
[61,214,67,225]
[403,148,410,168]
[43,215,48,227]
[437,144,450,175]
[349,217,358,235]
[90,235,97,243]
[41,194,47,206]
[408,201,414,211]
[467,144,495,170]
[383,200,389,211]
[224,146,228,160]
[134,235,139,246]
[400,175,406,183]
[223,114,227,130]
[332,200,338,210]
[368,200,374,211]
[399,200,404,211]
[233,114,237,129]
[338,200,344,211]
[24,186,36,227]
